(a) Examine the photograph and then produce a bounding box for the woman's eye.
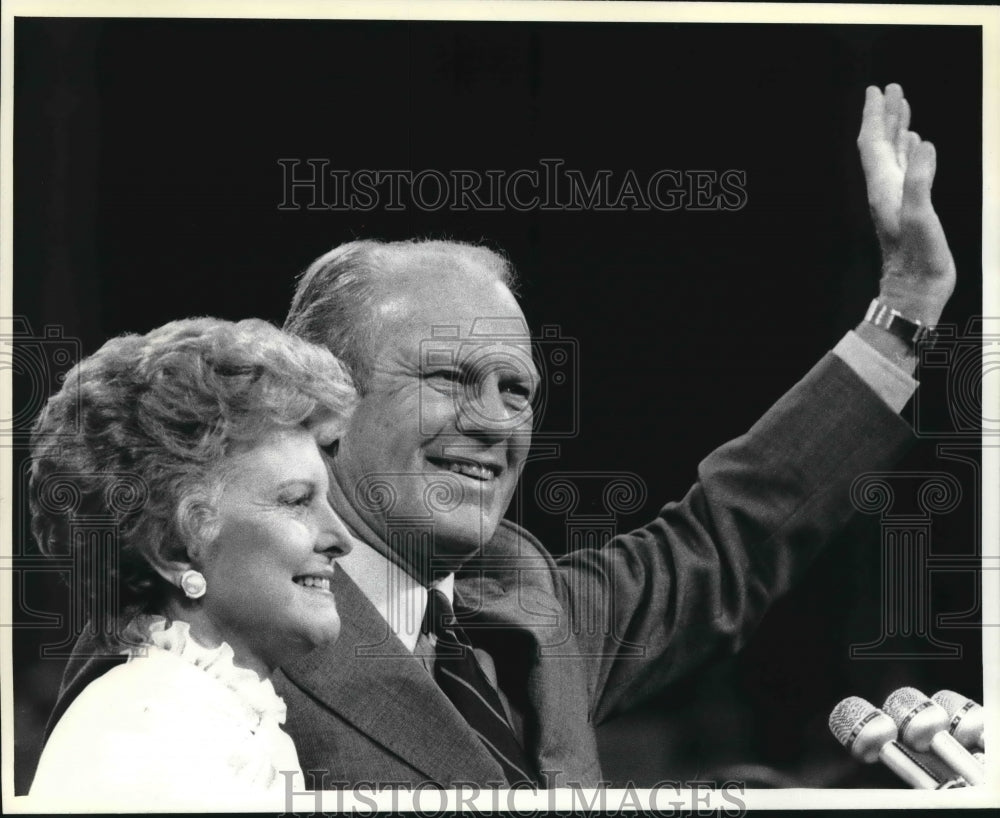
[282,491,314,508]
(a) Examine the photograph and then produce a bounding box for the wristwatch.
[864,299,937,350]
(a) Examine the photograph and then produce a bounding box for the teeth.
[446,461,495,481]
[296,576,331,591]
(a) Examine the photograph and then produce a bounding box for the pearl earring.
[179,569,207,599]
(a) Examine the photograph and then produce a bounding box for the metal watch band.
[864,299,937,350]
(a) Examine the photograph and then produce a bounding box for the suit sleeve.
[553,353,914,723]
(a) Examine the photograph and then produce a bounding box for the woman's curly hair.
[28,317,357,646]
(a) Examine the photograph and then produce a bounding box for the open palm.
[857,84,956,326]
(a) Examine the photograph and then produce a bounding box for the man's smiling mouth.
[426,456,500,482]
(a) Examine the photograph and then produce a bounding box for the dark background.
[12,18,983,793]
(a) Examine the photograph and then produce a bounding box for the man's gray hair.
[283,238,517,393]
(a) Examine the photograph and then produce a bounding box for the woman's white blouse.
[30,618,305,810]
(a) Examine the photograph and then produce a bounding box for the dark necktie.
[425,589,535,785]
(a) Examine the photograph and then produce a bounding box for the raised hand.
[857,84,956,327]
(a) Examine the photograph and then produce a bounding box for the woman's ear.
[174,491,220,562]
[144,539,196,588]
[142,491,219,591]
[146,528,213,601]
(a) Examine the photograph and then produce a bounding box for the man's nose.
[454,381,531,441]
[315,499,354,558]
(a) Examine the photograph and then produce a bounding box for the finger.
[858,85,884,144]
[897,127,919,172]
[902,139,937,210]
[884,83,904,143]
[857,86,886,173]
[899,96,911,134]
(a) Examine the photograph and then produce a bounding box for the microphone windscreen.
[829,696,875,747]
[884,687,952,752]
[829,696,899,762]
[933,689,985,750]
[883,686,927,722]
[932,689,980,716]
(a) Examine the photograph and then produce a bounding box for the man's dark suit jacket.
[45,354,912,789]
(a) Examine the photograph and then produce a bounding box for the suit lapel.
[281,569,505,785]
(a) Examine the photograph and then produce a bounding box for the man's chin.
[405,510,500,578]
[438,506,501,541]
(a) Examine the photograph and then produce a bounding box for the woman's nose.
[315,499,354,558]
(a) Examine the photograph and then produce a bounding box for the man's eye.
[427,370,463,386]
[502,382,534,404]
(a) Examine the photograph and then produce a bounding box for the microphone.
[829,696,941,788]
[932,690,986,752]
[883,687,985,786]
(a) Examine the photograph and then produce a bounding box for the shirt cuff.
[832,330,919,413]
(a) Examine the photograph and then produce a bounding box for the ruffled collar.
[123,616,287,726]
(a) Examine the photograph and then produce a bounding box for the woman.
[28,317,357,809]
